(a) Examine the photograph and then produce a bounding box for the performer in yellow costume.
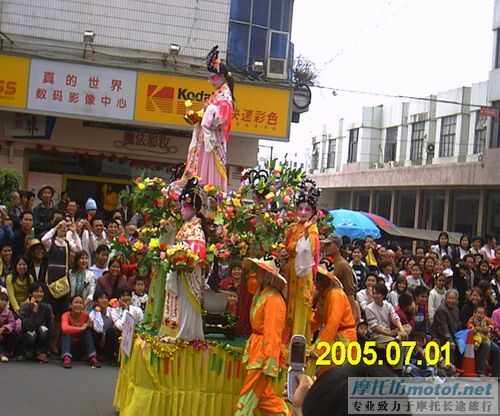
[280,179,321,342]
[235,255,289,416]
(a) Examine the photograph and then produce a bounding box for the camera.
[287,334,307,402]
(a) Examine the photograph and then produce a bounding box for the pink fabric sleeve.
[493,309,500,332]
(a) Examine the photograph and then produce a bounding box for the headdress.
[295,179,321,210]
[180,177,202,212]
[206,45,231,78]
[247,168,270,196]
[316,258,343,288]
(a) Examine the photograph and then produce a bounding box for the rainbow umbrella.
[361,212,395,228]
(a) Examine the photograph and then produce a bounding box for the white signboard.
[120,310,135,357]
[27,59,136,120]
[26,172,63,204]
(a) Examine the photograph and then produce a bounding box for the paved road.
[0,359,118,416]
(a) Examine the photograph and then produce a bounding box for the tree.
[292,55,320,86]
[0,168,22,206]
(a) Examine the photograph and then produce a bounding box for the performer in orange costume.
[280,179,321,342]
[235,255,289,416]
[311,258,357,375]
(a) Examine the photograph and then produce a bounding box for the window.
[327,138,336,168]
[439,115,456,157]
[311,143,319,170]
[347,129,359,163]
[228,0,293,70]
[410,121,425,161]
[491,101,500,149]
[474,113,487,154]
[384,127,398,162]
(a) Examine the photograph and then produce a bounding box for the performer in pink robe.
[184,45,235,191]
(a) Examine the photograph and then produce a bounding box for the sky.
[260,0,495,162]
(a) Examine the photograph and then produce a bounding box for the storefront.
[0,53,292,207]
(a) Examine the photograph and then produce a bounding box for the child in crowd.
[441,255,454,278]
[467,305,494,351]
[394,292,415,332]
[490,247,500,268]
[89,245,110,283]
[356,320,368,349]
[131,277,148,312]
[403,331,436,377]
[387,275,408,308]
[18,282,52,363]
[0,291,18,362]
[377,260,393,292]
[61,295,100,369]
[406,263,427,292]
[89,291,119,361]
[110,286,144,332]
[414,286,429,335]
[428,273,446,323]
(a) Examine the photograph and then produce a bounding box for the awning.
[379,226,462,245]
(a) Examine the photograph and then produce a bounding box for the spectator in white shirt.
[377,260,393,292]
[89,291,119,361]
[365,283,408,350]
[88,216,108,259]
[89,245,110,284]
[428,273,446,323]
[356,273,378,312]
[131,277,148,312]
[110,286,143,332]
[406,263,428,292]
[480,233,496,261]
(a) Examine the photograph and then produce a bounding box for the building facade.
[0,0,295,206]
[309,1,500,238]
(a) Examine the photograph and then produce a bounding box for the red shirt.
[61,311,89,342]
[394,305,415,330]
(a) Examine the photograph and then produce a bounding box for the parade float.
[111,160,333,416]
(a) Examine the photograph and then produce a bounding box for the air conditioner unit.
[388,161,396,168]
[372,162,381,169]
[426,143,435,154]
[266,58,287,80]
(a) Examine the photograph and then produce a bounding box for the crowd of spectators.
[0,187,144,367]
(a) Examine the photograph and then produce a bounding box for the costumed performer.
[160,178,206,341]
[311,258,357,375]
[235,254,289,416]
[183,45,234,191]
[280,179,320,342]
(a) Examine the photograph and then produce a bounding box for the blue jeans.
[61,329,96,359]
[476,340,500,376]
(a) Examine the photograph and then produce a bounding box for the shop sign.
[0,54,30,109]
[480,107,498,118]
[27,59,137,120]
[134,72,291,141]
[114,131,179,154]
[2,112,49,138]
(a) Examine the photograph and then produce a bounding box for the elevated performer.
[184,45,234,192]
[280,179,321,342]
[235,254,289,416]
[160,178,206,341]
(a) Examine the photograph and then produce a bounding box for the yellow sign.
[135,72,291,140]
[0,54,29,109]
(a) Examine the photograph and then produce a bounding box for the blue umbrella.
[329,209,381,240]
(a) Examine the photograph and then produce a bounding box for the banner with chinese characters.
[134,72,291,141]
[0,54,30,109]
[27,59,137,120]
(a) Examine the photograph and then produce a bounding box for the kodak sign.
[0,55,30,109]
[135,71,291,141]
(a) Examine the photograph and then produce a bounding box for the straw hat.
[316,258,343,288]
[37,185,55,200]
[243,254,287,292]
[28,239,44,250]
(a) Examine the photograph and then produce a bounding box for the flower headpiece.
[247,168,270,196]
[295,179,321,211]
[180,177,202,212]
[206,45,231,78]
